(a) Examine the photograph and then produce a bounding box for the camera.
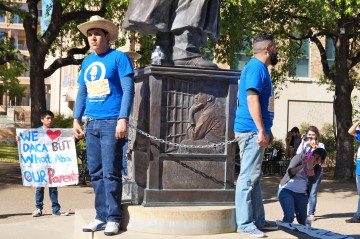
[302,135,309,141]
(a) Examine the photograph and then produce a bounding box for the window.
[235,53,251,70]
[14,39,28,51]
[325,37,335,67]
[235,40,252,70]
[12,14,23,24]
[0,29,5,40]
[289,40,309,78]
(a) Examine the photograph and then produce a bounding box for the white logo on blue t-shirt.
[83,62,110,99]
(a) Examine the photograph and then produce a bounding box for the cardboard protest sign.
[17,128,79,187]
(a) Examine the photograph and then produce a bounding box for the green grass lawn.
[0,143,19,163]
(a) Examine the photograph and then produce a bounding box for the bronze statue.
[123,0,220,68]
[180,92,225,153]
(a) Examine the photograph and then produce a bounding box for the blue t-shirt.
[355,130,360,175]
[234,57,274,134]
[76,49,134,119]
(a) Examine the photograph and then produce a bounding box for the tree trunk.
[29,55,47,127]
[333,82,354,180]
[333,27,354,180]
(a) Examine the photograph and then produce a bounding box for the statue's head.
[194,92,215,106]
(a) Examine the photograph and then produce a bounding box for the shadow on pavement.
[0,213,32,219]
[0,162,22,185]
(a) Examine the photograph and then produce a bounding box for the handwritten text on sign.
[17,128,79,187]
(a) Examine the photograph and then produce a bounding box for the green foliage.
[353,95,360,119]
[52,113,86,152]
[320,123,337,167]
[0,143,18,163]
[136,34,155,67]
[49,0,130,57]
[0,37,26,98]
[269,138,285,152]
[299,122,311,135]
[216,0,360,92]
[52,113,74,128]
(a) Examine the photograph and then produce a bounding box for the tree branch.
[23,0,41,53]
[44,44,89,78]
[41,0,108,53]
[349,51,360,69]
[0,2,29,17]
[309,35,335,80]
[0,52,29,65]
[60,0,108,24]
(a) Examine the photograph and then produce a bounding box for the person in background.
[32,110,69,217]
[296,125,325,221]
[234,33,278,238]
[73,16,134,236]
[278,148,327,225]
[345,120,360,223]
[285,127,301,159]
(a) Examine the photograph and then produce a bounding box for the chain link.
[128,122,239,149]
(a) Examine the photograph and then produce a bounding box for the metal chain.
[128,122,239,149]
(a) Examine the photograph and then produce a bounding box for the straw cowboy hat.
[77,15,119,42]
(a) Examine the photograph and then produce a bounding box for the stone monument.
[123,0,240,206]
[128,66,239,206]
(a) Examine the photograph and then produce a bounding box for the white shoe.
[82,219,106,232]
[52,210,69,216]
[308,214,315,221]
[104,222,120,236]
[32,208,42,217]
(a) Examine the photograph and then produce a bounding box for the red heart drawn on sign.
[46,130,62,141]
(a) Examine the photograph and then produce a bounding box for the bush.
[53,113,73,128]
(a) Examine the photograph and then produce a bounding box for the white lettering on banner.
[16,128,79,187]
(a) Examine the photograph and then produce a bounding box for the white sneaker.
[52,210,69,216]
[82,219,106,232]
[104,222,120,236]
[308,214,315,221]
[32,208,42,217]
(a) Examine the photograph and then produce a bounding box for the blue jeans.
[86,119,125,223]
[279,188,308,225]
[356,174,360,216]
[35,187,61,213]
[308,169,323,215]
[235,132,266,231]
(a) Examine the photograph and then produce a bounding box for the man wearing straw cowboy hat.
[73,15,134,236]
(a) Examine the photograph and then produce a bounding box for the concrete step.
[75,208,296,239]
[0,215,75,239]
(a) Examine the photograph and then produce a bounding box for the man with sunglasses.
[234,33,278,238]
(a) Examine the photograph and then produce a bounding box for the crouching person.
[278,148,327,225]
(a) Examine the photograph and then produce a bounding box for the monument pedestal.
[129,66,240,206]
[75,206,236,237]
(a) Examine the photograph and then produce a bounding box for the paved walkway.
[0,162,359,238]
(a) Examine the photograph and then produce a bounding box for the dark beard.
[269,52,278,66]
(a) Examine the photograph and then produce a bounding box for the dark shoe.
[259,221,278,231]
[345,215,360,223]
[174,57,218,69]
